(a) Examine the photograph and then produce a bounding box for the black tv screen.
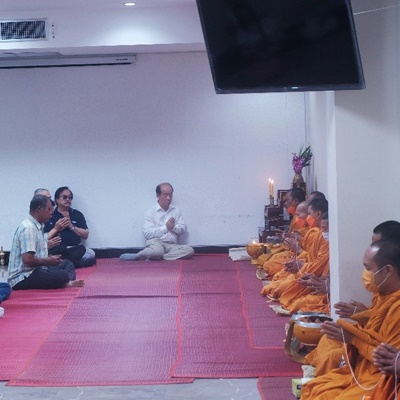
[196,0,365,93]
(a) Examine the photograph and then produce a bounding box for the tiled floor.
[0,379,260,400]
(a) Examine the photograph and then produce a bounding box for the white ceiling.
[0,0,195,12]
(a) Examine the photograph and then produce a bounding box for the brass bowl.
[246,243,264,257]
[291,313,332,346]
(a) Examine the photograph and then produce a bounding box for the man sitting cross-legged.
[120,182,194,261]
[8,195,84,290]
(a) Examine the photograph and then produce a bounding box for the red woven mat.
[8,259,192,386]
[236,262,290,349]
[0,266,95,381]
[257,377,296,400]
[171,256,302,378]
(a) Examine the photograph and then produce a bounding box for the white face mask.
[322,232,329,241]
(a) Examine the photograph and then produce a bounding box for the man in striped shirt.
[8,195,84,290]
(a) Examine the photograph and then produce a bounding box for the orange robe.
[286,291,329,315]
[261,227,322,289]
[262,226,315,277]
[279,252,330,310]
[371,376,399,400]
[257,217,307,267]
[261,230,327,299]
[304,304,375,377]
[301,289,400,400]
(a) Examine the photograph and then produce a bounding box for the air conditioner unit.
[0,52,136,68]
[1,19,48,41]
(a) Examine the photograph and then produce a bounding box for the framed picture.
[277,190,290,208]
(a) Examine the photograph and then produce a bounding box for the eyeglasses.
[60,195,73,200]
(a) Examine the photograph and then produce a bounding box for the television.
[196,0,365,93]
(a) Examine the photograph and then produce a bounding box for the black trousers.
[48,244,86,268]
[13,259,76,290]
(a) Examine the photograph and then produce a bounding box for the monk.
[261,198,329,300]
[279,212,329,312]
[304,220,400,378]
[308,191,326,201]
[300,239,400,400]
[261,201,310,276]
[257,188,306,267]
[282,212,330,314]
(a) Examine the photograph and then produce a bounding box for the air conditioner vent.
[0,19,47,41]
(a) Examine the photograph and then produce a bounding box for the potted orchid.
[292,145,312,187]
[292,145,312,173]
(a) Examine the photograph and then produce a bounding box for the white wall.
[0,51,306,249]
[307,0,400,309]
[333,0,400,306]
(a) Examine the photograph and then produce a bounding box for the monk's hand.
[307,275,328,295]
[283,237,299,253]
[321,321,353,343]
[334,300,368,318]
[373,343,400,375]
[297,273,312,286]
[284,259,303,274]
[166,217,175,231]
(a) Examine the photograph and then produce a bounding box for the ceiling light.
[124,2,136,5]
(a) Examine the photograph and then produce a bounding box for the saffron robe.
[262,226,318,276]
[279,254,330,310]
[257,216,308,267]
[301,289,400,400]
[261,231,327,299]
[304,296,378,377]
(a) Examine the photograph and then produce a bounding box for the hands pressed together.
[284,259,304,273]
[373,343,400,375]
[334,300,368,318]
[166,217,176,231]
[297,274,329,294]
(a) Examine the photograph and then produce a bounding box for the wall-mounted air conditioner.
[0,52,136,68]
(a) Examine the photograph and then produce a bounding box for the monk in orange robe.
[279,212,329,310]
[285,274,330,315]
[302,220,400,377]
[261,201,310,270]
[304,297,377,377]
[257,188,306,267]
[261,198,328,299]
[301,239,400,400]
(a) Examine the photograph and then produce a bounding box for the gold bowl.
[246,243,264,265]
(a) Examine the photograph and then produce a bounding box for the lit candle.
[268,178,272,197]
[271,179,274,198]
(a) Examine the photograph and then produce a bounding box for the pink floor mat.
[171,256,302,378]
[8,259,193,386]
[0,266,95,381]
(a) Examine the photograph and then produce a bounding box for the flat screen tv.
[196,0,365,93]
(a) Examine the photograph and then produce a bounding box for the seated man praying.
[120,182,194,261]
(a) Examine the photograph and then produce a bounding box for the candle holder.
[269,196,275,206]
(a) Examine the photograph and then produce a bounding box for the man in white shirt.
[120,183,194,261]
